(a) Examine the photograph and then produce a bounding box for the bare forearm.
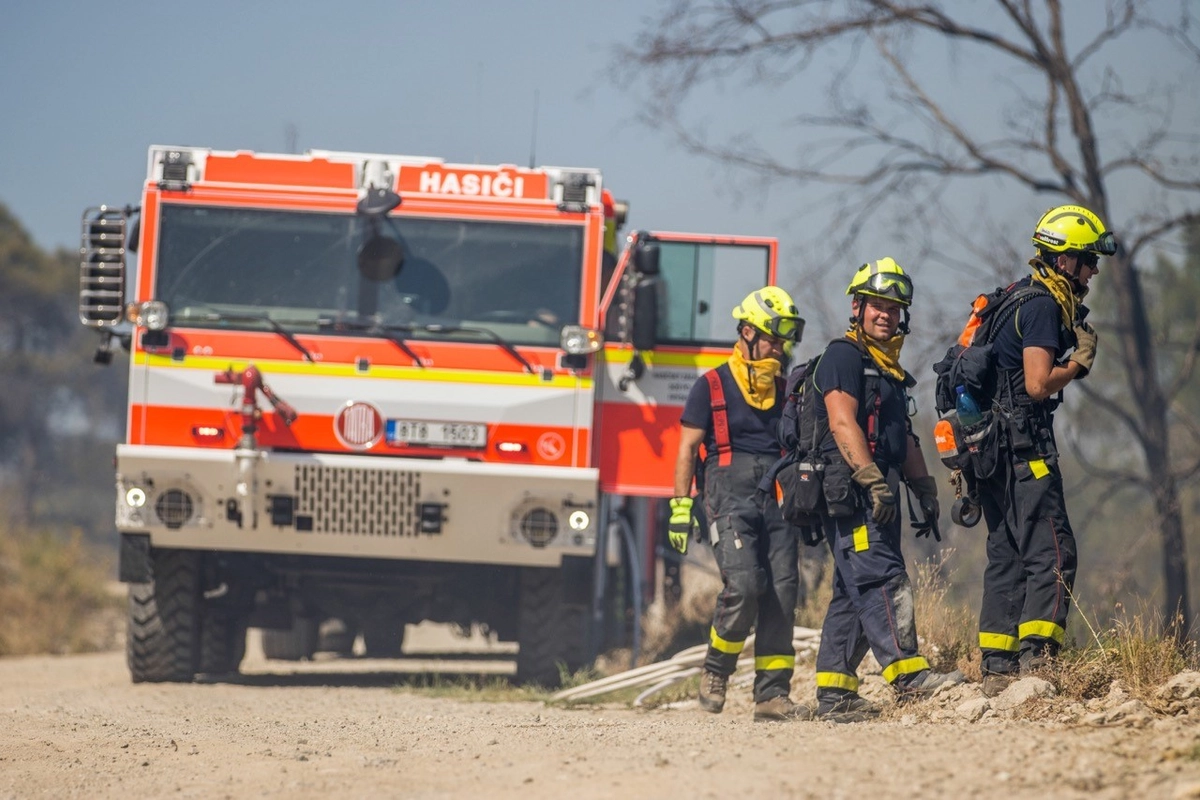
[830,418,874,472]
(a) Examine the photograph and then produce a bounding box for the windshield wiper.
[183,311,316,362]
[317,318,425,368]
[423,322,539,375]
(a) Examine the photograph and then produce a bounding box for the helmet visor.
[1085,231,1117,256]
[857,272,914,305]
[765,314,805,342]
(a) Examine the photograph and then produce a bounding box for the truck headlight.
[560,326,602,355]
[126,300,169,330]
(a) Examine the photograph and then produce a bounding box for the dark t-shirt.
[991,277,1069,370]
[680,363,782,460]
[813,339,909,468]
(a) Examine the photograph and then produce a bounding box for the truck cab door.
[594,232,778,496]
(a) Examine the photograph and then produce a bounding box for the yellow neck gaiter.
[728,346,781,410]
[1029,258,1078,326]
[846,325,907,382]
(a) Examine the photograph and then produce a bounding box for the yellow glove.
[668,497,698,554]
[852,463,897,525]
[1069,322,1098,377]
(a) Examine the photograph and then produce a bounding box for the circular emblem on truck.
[334,401,383,449]
[536,432,566,461]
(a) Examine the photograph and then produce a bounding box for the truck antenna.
[529,89,539,169]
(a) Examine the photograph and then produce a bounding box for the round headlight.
[125,487,147,508]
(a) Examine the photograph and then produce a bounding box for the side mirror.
[633,242,660,276]
[631,276,660,351]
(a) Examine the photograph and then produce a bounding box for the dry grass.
[0,525,123,656]
[1044,601,1196,707]
[912,550,978,676]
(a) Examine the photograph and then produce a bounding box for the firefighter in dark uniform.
[813,258,964,722]
[669,286,809,722]
[976,205,1113,697]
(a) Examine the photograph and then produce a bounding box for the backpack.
[767,339,883,536]
[931,283,1049,474]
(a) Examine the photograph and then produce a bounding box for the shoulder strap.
[823,338,886,458]
[704,369,732,467]
[984,284,1051,346]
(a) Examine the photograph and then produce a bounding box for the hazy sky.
[3,1,1195,336]
[1,0,782,253]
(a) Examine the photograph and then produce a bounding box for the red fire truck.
[79,145,779,685]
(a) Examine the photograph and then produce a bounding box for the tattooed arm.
[825,388,873,471]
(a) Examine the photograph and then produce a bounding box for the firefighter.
[669,286,810,721]
[813,259,964,722]
[976,205,1114,697]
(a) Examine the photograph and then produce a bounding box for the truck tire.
[198,611,247,675]
[515,567,588,687]
[361,616,405,659]
[260,617,319,661]
[127,549,201,683]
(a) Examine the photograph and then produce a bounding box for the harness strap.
[705,370,732,467]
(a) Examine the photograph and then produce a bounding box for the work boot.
[980,672,1018,698]
[753,695,814,722]
[816,692,882,724]
[897,669,966,702]
[698,670,728,714]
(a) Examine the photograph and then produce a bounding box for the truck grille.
[293,464,422,537]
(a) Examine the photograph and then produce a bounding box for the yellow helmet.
[732,286,805,341]
[1031,205,1116,256]
[846,257,913,307]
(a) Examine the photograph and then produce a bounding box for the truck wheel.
[127,549,201,683]
[361,616,405,658]
[515,567,588,687]
[260,617,319,661]
[318,619,358,657]
[198,611,247,675]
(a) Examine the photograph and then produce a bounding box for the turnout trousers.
[977,446,1077,675]
[814,494,930,699]
[701,453,800,702]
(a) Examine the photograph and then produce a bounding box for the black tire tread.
[515,567,589,687]
[126,549,200,683]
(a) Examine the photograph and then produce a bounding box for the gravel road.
[3,630,1200,799]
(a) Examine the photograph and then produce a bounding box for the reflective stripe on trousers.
[702,453,800,702]
[977,448,1077,675]
[814,502,930,697]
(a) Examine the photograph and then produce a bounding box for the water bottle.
[955,385,984,428]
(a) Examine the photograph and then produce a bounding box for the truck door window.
[655,242,771,346]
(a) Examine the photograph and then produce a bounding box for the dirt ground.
[3,627,1200,800]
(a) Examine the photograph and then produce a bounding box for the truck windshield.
[155,204,584,347]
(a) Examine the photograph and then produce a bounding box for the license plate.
[386,419,486,448]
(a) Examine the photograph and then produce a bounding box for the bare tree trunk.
[1106,249,1192,633]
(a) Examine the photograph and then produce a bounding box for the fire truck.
[79,145,779,685]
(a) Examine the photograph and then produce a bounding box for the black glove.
[852,464,897,525]
[668,497,698,554]
[908,475,941,540]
